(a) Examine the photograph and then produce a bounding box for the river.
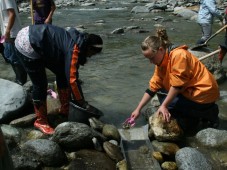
[1,2,227,129]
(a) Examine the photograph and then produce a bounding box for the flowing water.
[1,2,227,129]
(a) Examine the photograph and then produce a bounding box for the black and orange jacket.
[29,24,85,101]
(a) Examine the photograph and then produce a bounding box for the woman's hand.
[157,105,171,122]
[130,109,141,120]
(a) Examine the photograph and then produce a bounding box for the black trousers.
[157,89,219,122]
[16,50,68,101]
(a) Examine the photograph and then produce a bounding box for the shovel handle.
[199,49,220,61]
[204,25,227,45]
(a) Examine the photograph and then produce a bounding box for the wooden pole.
[30,0,34,24]
[199,49,220,61]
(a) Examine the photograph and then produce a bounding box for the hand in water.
[122,117,135,129]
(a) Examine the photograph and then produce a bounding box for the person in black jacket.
[15,24,103,135]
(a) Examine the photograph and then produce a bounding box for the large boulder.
[148,112,183,141]
[21,139,67,167]
[51,122,94,151]
[0,79,28,123]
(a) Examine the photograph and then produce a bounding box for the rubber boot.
[57,88,71,116]
[11,64,27,85]
[33,100,54,135]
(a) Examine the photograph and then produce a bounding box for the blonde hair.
[141,27,171,52]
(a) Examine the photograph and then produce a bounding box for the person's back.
[29,24,73,59]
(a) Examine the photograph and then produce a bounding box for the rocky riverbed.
[1,0,227,170]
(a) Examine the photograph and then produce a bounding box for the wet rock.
[204,57,226,84]
[69,149,115,170]
[152,140,180,157]
[149,112,183,141]
[12,154,42,170]
[174,8,197,20]
[91,128,107,143]
[89,117,105,132]
[26,129,45,140]
[131,6,150,13]
[111,28,124,34]
[161,161,178,170]
[81,3,95,6]
[152,151,164,163]
[116,159,128,170]
[0,78,28,123]
[92,137,102,151]
[51,122,94,151]
[195,128,227,148]
[0,127,15,170]
[103,141,124,163]
[175,147,212,170]
[102,124,121,142]
[10,114,36,127]
[109,139,118,146]
[125,25,140,31]
[210,150,227,169]
[1,124,21,148]
[21,139,67,167]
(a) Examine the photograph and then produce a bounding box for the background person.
[32,0,56,25]
[196,0,223,45]
[0,0,27,85]
[15,24,103,135]
[130,28,220,131]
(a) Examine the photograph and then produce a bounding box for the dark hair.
[141,27,171,52]
[87,34,103,53]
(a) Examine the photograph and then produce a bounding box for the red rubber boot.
[33,100,54,135]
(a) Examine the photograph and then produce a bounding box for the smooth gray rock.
[51,122,94,151]
[196,128,227,148]
[175,147,212,170]
[0,79,27,123]
[21,139,67,167]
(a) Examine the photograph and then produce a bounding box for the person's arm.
[44,0,56,24]
[5,9,15,39]
[130,91,154,120]
[157,86,181,122]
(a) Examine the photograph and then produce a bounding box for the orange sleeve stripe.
[70,45,83,100]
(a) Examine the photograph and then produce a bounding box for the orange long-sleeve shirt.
[149,45,219,103]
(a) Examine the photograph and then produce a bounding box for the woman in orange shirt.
[130,28,220,130]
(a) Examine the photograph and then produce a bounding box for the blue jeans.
[3,41,20,65]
